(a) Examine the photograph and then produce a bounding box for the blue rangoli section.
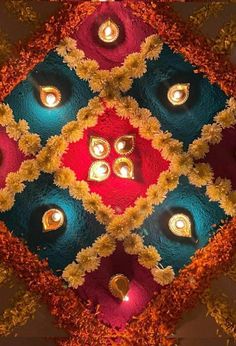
[5,51,94,145]
[139,177,227,273]
[1,173,105,274]
[127,44,228,149]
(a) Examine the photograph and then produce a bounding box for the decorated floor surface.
[0,1,236,345]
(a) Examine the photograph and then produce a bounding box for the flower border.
[0,103,41,212]
[0,217,236,345]
[124,0,236,98]
[0,1,99,102]
[186,98,236,217]
[37,95,187,285]
[56,34,163,98]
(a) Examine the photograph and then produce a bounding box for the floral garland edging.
[187,98,236,217]
[37,95,187,287]
[0,103,41,212]
[124,0,236,98]
[0,1,99,102]
[121,217,236,346]
[56,34,163,98]
[0,221,111,342]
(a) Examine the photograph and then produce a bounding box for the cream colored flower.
[138,246,161,269]
[94,234,116,257]
[54,168,76,189]
[62,262,85,288]
[123,234,144,255]
[207,178,232,202]
[188,163,213,187]
[151,266,175,286]
[76,247,101,273]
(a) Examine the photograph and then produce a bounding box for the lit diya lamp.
[88,160,111,182]
[168,213,192,238]
[114,135,135,155]
[89,136,110,159]
[113,157,134,180]
[109,274,130,301]
[167,83,190,106]
[98,18,120,44]
[40,86,61,108]
[42,208,65,232]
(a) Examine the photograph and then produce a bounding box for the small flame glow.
[123,295,129,302]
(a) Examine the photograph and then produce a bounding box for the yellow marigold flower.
[124,53,147,78]
[206,178,232,202]
[124,207,145,229]
[139,117,160,140]
[147,184,166,205]
[94,234,116,257]
[62,121,84,142]
[152,131,172,149]
[76,247,101,273]
[188,138,209,160]
[69,180,89,200]
[107,217,130,240]
[83,193,102,213]
[151,266,175,286]
[63,49,85,69]
[220,192,236,216]
[111,67,133,92]
[138,246,161,269]
[188,163,213,187]
[88,97,103,115]
[95,206,114,225]
[77,109,98,129]
[116,96,139,118]
[201,123,222,145]
[19,160,40,182]
[89,70,110,92]
[37,148,60,173]
[161,139,183,160]
[0,103,14,126]
[62,262,85,288]
[76,59,99,80]
[18,133,41,155]
[141,35,163,60]
[57,37,78,55]
[47,136,67,154]
[0,190,14,211]
[5,172,25,194]
[129,108,151,128]
[6,120,29,140]
[54,168,76,189]
[171,153,193,175]
[158,171,179,192]
[123,234,144,255]
[135,197,153,217]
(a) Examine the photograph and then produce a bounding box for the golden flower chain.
[187,98,236,216]
[37,95,187,288]
[56,34,163,98]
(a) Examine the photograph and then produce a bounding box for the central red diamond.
[62,107,169,214]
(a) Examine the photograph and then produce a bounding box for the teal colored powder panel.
[127,44,228,149]
[4,52,95,145]
[139,177,227,273]
[0,174,105,274]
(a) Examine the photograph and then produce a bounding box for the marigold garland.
[56,34,163,98]
[0,1,99,102]
[0,215,235,345]
[124,0,236,98]
[0,288,40,336]
[187,98,236,217]
[38,95,184,283]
